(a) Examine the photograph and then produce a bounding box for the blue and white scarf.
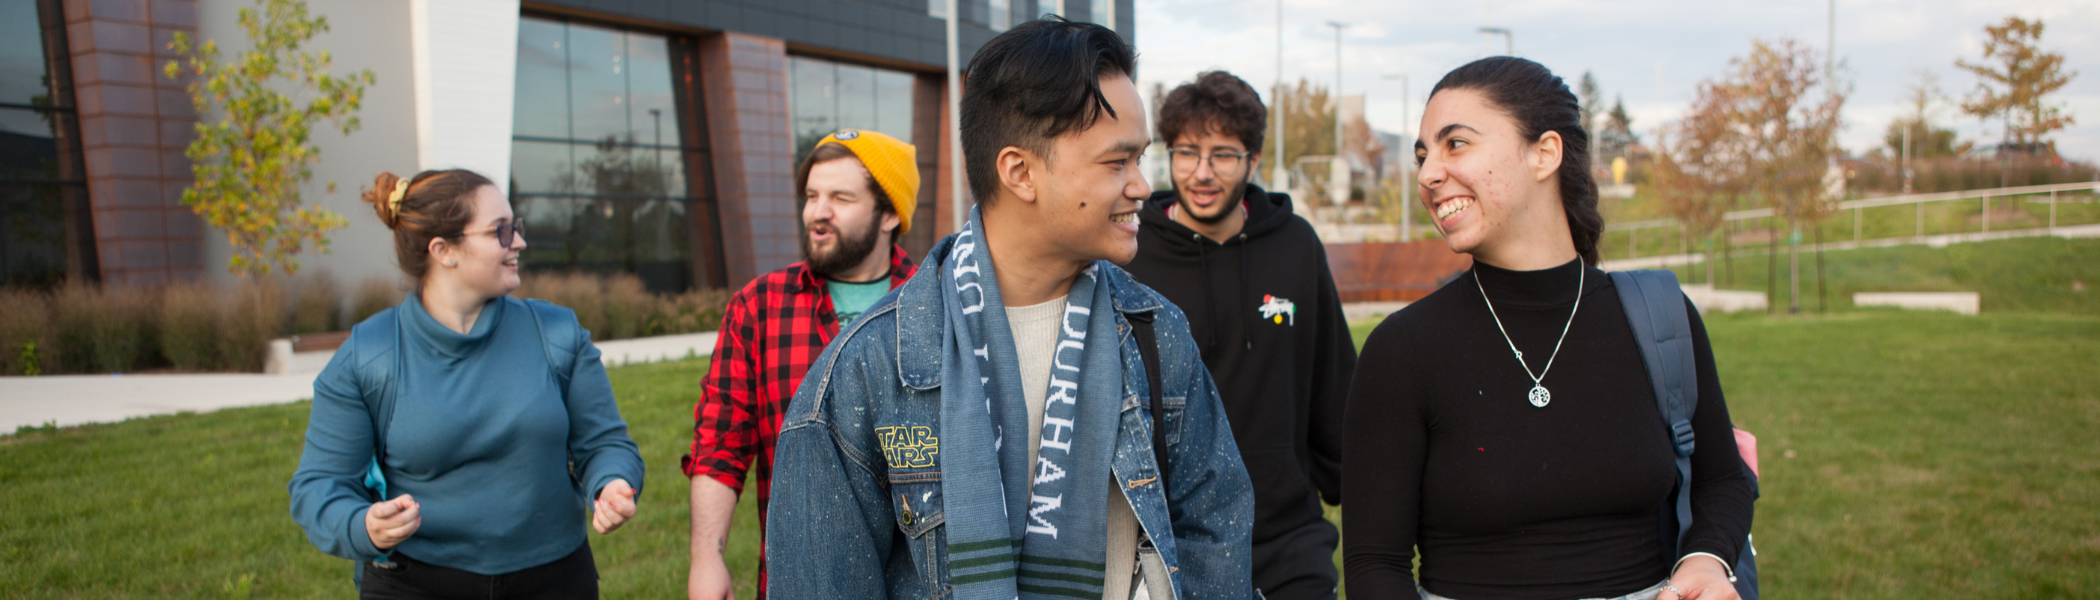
[939,207,1125,600]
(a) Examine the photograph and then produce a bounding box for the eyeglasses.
[462,219,527,248]
[1168,148,1250,175]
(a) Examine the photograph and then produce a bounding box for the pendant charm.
[1528,385,1551,408]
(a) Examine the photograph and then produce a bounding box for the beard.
[1175,175,1251,225]
[801,211,886,277]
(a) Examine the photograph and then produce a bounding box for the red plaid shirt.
[683,246,915,596]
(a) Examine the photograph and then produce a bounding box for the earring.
[446,261,457,267]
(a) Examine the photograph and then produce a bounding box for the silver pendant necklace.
[1474,258,1584,408]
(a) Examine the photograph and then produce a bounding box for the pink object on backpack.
[1734,428,1759,479]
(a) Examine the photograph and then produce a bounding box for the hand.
[688,553,737,600]
[1660,555,1740,600]
[365,494,421,550]
[592,479,638,534]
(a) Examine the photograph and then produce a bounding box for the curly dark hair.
[1156,71,1266,152]
[1430,56,1604,264]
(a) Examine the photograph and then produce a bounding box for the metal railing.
[1604,181,2100,259]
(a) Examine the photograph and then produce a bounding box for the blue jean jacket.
[766,234,1257,599]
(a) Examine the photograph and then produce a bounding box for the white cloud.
[1135,0,2100,160]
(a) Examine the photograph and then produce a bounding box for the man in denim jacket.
[765,17,1256,600]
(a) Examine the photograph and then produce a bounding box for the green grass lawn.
[4,311,2097,598]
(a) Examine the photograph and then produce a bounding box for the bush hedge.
[0,272,730,376]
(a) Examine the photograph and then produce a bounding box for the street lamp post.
[1273,0,1287,191]
[1384,74,1410,241]
[1479,27,1512,56]
[1327,21,1346,212]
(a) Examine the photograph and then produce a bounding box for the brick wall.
[1324,240,1473,302]
[65,0,203,287]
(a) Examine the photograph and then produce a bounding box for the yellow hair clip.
[387,179,410,215]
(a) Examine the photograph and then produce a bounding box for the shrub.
[600,274,651,341]
[49,284,154,374]
[291,272,342,334]
[348,278,403,326]
[0,289,49,375]
[514,272,731,340]
[219,281,286,372]
[647,287,732,336]
[160,282,223,371]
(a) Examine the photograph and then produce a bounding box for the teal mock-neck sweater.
[288,293,644,575]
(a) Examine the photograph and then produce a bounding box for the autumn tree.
[1654,78,1751,285]
[1957,16,2077,151]
[1669,38,1844,311]
[1261,78,1335,191]
[163,0,374,277]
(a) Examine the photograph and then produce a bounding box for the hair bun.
[364,171,405,228]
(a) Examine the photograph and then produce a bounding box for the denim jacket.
[766,234,1257,599]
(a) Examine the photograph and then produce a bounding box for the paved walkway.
[0,332,717,433]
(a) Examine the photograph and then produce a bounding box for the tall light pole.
[1272,0,1287,190]
[1384,74,1411,241]
[1326,23,1346,156]
[946,0,965,234]
[1327,21,1347,213]
[1479,27,1512,56]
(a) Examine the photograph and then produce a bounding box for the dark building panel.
[526,0,1133,71]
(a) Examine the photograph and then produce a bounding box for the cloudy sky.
[1131,0,2100,161]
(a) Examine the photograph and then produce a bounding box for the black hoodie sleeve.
[1305,249,1355,504]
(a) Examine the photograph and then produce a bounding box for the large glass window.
[0,0,90,287]
[510,16,718,292]
[788,56,916,169]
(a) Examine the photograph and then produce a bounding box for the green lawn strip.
[0,358,742,599]
[5,312,2098,598]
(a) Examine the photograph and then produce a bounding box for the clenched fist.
[366,495,421,550]
[592,479,638,534]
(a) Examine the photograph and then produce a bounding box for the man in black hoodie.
[1122,71,1356,600]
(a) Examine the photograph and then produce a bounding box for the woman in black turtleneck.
[1343,57,1754,600]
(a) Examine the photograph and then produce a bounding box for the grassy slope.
[1658,237,2100,315]
[4,311,2096,597]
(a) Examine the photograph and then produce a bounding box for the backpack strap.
[359,310,406,503]
[1610,269,1699,554]
[1129,312,1169,498]
[522,298,578,391]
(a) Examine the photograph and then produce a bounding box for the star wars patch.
[1259,294,1295,326]
[876,425,940,469]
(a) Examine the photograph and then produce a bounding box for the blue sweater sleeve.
[563,325,645,502]
[287,339,387,561]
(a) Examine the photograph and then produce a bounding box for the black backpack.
[1611,270,1760,600]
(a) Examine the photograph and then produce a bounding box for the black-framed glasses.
[1167,148,1250,175]
[463,219,528,248]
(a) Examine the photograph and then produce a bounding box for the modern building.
[0,0,1134,292]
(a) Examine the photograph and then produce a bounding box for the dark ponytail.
[1430,57,1604,264]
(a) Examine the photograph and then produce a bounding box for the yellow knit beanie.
[814,129,920,235]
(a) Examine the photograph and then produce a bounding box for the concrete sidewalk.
[0,332,717,433]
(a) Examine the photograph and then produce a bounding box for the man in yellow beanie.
[684,128,918,600]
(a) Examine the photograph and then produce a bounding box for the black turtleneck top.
[1342,258,1754,600]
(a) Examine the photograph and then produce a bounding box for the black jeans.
[360,542,598,600]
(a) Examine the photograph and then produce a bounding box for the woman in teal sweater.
[289,169,645,599]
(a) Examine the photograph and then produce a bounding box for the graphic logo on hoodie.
[1258,295,1295,326]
